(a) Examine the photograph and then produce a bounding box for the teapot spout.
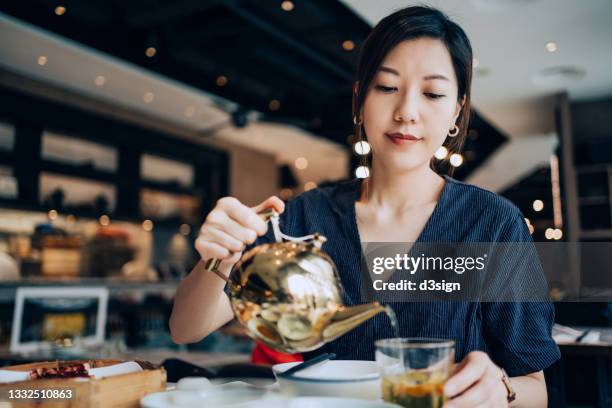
[322,302,385,342]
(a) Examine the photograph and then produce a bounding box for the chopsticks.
[576,330,590,343]
[276,353,336,378]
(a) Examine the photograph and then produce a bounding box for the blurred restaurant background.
[0,0,610,406]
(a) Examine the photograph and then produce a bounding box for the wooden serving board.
[0,359,166,408]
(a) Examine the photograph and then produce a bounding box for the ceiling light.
[281,1,294,11]
[143,92,154,103]
[449,153,463,167]
[545,41,557,52]
[37,56,47,66]
[179,224,191,236]
[355,166,370,179]
[532,199,544,212]
[48,209,58,220]
[279,188,294,201]
[269,99,281,111]
[216,75,228,87]
[184,106,195,117]
[142,219,154,231]
[545,228,554,240]
[434,146,448,160]
[354,141,371,155]
[54,6,66,16]
[342,40,355,51]
[99,215,110,226]
[294,157,308,170]
[145,47,157,58]
[94,75,105,86]
[552,228,563,240]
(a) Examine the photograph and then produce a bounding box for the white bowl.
[272,360,381,400]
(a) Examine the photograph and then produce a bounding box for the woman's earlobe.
[454,100,464,121]
[453,109,462,123]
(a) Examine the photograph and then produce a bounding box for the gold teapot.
[205,209,385,353]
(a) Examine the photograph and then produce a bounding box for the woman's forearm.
[509,371,547,408]
[169,260,234,344]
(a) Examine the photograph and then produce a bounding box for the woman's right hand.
[195,196,285,269]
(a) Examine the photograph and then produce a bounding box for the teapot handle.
[204,208,278,282]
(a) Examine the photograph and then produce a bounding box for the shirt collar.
[320,175,454,214]
[319,178,362,218]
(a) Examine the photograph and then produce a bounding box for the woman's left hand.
[442,351,509,408]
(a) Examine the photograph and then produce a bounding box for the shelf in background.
[41,160,117,183]
[0,278,180,302]
[579,196,610,205]
[0,347,250,369]
[580,229,612,240]
[0,150,13,166]
[140,181,198,197]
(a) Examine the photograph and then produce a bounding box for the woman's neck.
[359,161,445,214]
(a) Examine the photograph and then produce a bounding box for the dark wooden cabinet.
[0,86,229,224]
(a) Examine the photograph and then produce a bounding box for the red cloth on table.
[251,341,303,365]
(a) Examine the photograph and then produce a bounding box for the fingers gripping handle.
[204,208,278,282]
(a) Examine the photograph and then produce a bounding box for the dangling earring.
[354,116,370,183]
[448,124,459,138]
[354,116,367,154]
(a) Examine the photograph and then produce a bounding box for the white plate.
[272,360,381,400]
[141,393,399,408]
[141,388,268,407]
[256,397,399,407]
[273,360,379,381]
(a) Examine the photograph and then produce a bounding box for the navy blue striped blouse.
[255,175,561,376]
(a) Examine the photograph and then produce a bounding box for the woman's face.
[361,37,463,174]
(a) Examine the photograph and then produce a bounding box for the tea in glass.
[375,338,455,408]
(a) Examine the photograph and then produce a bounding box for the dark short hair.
[353,5,473,173]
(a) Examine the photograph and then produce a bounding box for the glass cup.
[375,338,455,408]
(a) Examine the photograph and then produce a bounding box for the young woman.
[170,6,559,407]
